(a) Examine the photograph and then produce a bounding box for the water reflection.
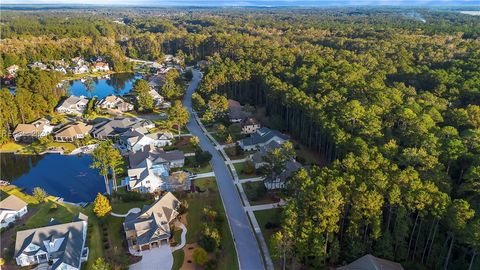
[68,72,140,98]
[0,153,105,203]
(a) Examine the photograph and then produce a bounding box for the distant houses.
[96,95,134,112]
[0,195,28,229]
[14,213,89,269]
[12,118,54,142]
[56,95,89,115]
[239,127,288,151]
[7,65,19,75]
[92,62,110,72]
[54,122,93,142]
[123,192,180,252]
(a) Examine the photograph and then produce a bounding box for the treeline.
[0,70,64,144]
[194,10,480,270]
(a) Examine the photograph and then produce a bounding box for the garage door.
[141,245,150,251]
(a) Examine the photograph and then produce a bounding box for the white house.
[0,195,28,228]
[14,213,89,270]
[54,66,67,74]
[241,117,261,134]
[92,62,110,72]
[121,129,173,153]
[7,65,19,75]
[56,95,89,115]
[149,88,164,106]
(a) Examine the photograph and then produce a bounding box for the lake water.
[68,72,141,98]
[1,153,106,203]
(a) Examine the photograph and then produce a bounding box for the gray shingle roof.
[15,215,88,269]
[240,127,288,147]
[337,254,404,270]
[91,117,140,138]
[128,146,184,168]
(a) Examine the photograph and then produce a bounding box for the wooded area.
[1,7,479,269]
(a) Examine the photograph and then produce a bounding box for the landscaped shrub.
[192,247,208,266]
[243,160,256,175]
[204,259,218,270]
[199,225,221,252]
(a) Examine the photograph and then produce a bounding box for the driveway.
[183,70,265,270]
[129,245,173,270]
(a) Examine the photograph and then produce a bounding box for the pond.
[1,153,106,203]
[68,72,142,98]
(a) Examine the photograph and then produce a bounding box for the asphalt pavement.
[183,69,265,270]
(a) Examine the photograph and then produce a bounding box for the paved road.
[183,70,265,270]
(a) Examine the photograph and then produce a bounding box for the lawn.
[254,208,284,269]
[172,250,185,270]
[0,142,24,152]
[224,146,249,160]
[18,141,77,154]
[0,185,39,204]
[169,136,196,153]
[181,177,239,270]
[184,156,213,174]
[233,162,258,179]
[242,181,280,206]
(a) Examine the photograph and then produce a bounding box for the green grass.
[0,186,39,204]
[242,181,279,206]
[254,208,284,269]
[172,250,185,270]
[224,146,249,160]
[233,162,257,179]
[17,141,77,154]
[184,156,213,174]
[184,177,239,270]
[0,142,24,152]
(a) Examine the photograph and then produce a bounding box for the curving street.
[182,69,265,270]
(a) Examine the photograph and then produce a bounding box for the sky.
[2,0,479,6]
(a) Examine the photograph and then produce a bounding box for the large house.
[0,195,28,228]
[54,122,93,142]
[92,62,110,72]
[128,145,185,169]
[149,88,164,106]
[126,147,187,193]
[337,254,404,270]
[123,192,180,252]
[91,118,153,139]
[120,129,173,153]
[96,95,134,112]
[12,118,54,142]
[241,117,261,134]
[14,213,89,269]
[228,99,251,123]
[56,95,89,115]
[250,140,302,189]
[239,127,289,151]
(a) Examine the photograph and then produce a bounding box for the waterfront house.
[54,66,67,74]
[71,65,90,74]
[123,192,180,252]
[71,57,86,67]
[56,95,89,116]
[92,62,110,72]
[149,88,164,106]
[14,213,89,269]
[96,95,134,112]
[241,117,261,134]
[0,195,28,229]
[128,145,185,169]
[12,118,54,142]
[126,147,187,193]
[91,117,152,139]
[29,62,48,70]
[120,129,173,153]
[54,122,93,142]
[239,127,288,151]
[148,75,165,89]
[337,254,404,270]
